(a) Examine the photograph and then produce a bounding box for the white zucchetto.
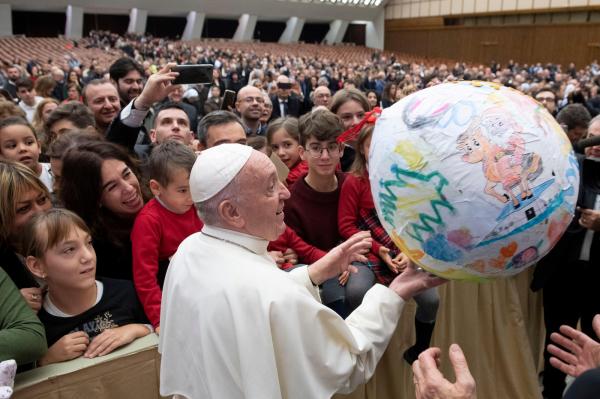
[190,143,253,202]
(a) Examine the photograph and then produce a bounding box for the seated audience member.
[311,86,331,109]
[21,209,150,366]
[43,101,96,149]
[15,78,43,123]
[46,130,103,194]
[109,57,145,107]
[60,141,145,280]
[132,141,202,332]
[0,161,52,309]
[63,83,81,103]
[0,117,53,192]
[270,75,304,120]
[330,88,371,171]
[365,90,379,109]
[284,109,375,318]
[33,76,56,100]
[556,103,591,144]
[266,117,308,187]
[381,82,397,109]
[0,100,27,120]
[31,98,58,145]
[236,85,267,136]
[412,344,477,399]
[0,267,47,367]
[197,110,247,149]
[81,79,120,135]
[203,85,222,115]
[535,88,558,116]
[259,93,273,124]
[338,122,439,364]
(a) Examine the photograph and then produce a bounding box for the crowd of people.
[0,29,599,399]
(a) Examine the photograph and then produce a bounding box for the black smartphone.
[172,64,213,85]
[221,89,237,111]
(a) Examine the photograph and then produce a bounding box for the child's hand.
[338,270,350,286]
[40,332,89,366]
[379,247,402,274]
[268,251,285,265]
[20,287,43,312]
[283,248,298,265]
[84,324,149,358]
[394,252,412,272]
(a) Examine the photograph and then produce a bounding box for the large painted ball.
[369,81,579,280]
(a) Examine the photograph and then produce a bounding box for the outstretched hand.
[388,262,446,301]
[413,344,477,399]
[308,231,371,286]
[135,63,180,109]
[548,314,600,377]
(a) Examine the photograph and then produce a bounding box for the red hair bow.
[337,107,382,144]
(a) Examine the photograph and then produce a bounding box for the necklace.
[201,231,255,254]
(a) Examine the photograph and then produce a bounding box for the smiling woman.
[59,141,145,281]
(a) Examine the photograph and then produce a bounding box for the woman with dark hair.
[60,141,145,280]
[381,82,397,109]
[365,90,379,109]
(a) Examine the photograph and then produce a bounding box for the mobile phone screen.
[172,65,213,85]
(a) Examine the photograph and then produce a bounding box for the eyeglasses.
[536,96,555,103]
[305,142,341,158]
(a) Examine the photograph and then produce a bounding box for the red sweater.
[284,172,346,251]
[131,198,203,327]
[338,172,399,285]
[268,226,326,270]
[286,160,309,188]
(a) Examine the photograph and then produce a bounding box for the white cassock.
[159,225,406,399]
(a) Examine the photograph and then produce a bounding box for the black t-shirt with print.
[38,278,149,347]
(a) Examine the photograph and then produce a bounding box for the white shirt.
[18,96,43,123]
[159,225,405,399]
[39,162,54,193]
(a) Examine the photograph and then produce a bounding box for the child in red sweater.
[338,123,440,365]
[268,226,326,270]
[266,117,308,188]
[131,141,203,332]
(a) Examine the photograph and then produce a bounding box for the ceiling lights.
[279,0,383,7]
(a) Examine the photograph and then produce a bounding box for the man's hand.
[412,344,477,399]
[548,314,600,377]
[20,287,43,312]
[388,262,446,301]
[578,207,600,231]
[308,231,371,286]
[134,63,180,110]
[84,324,149,358]
[39,332,89,366]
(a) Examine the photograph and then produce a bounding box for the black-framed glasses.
[305,142,341,158]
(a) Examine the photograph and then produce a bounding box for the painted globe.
[369,81,579,280]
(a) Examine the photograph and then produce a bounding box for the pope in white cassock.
[159,143,445,399]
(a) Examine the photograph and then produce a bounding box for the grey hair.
[589,114,600,130]
[194,171,244,226]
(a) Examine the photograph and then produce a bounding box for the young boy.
[131,141,203,332]
[284,109,374,317]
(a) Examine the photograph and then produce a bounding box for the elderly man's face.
[313,86,331,107]
[238,152,290,241]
